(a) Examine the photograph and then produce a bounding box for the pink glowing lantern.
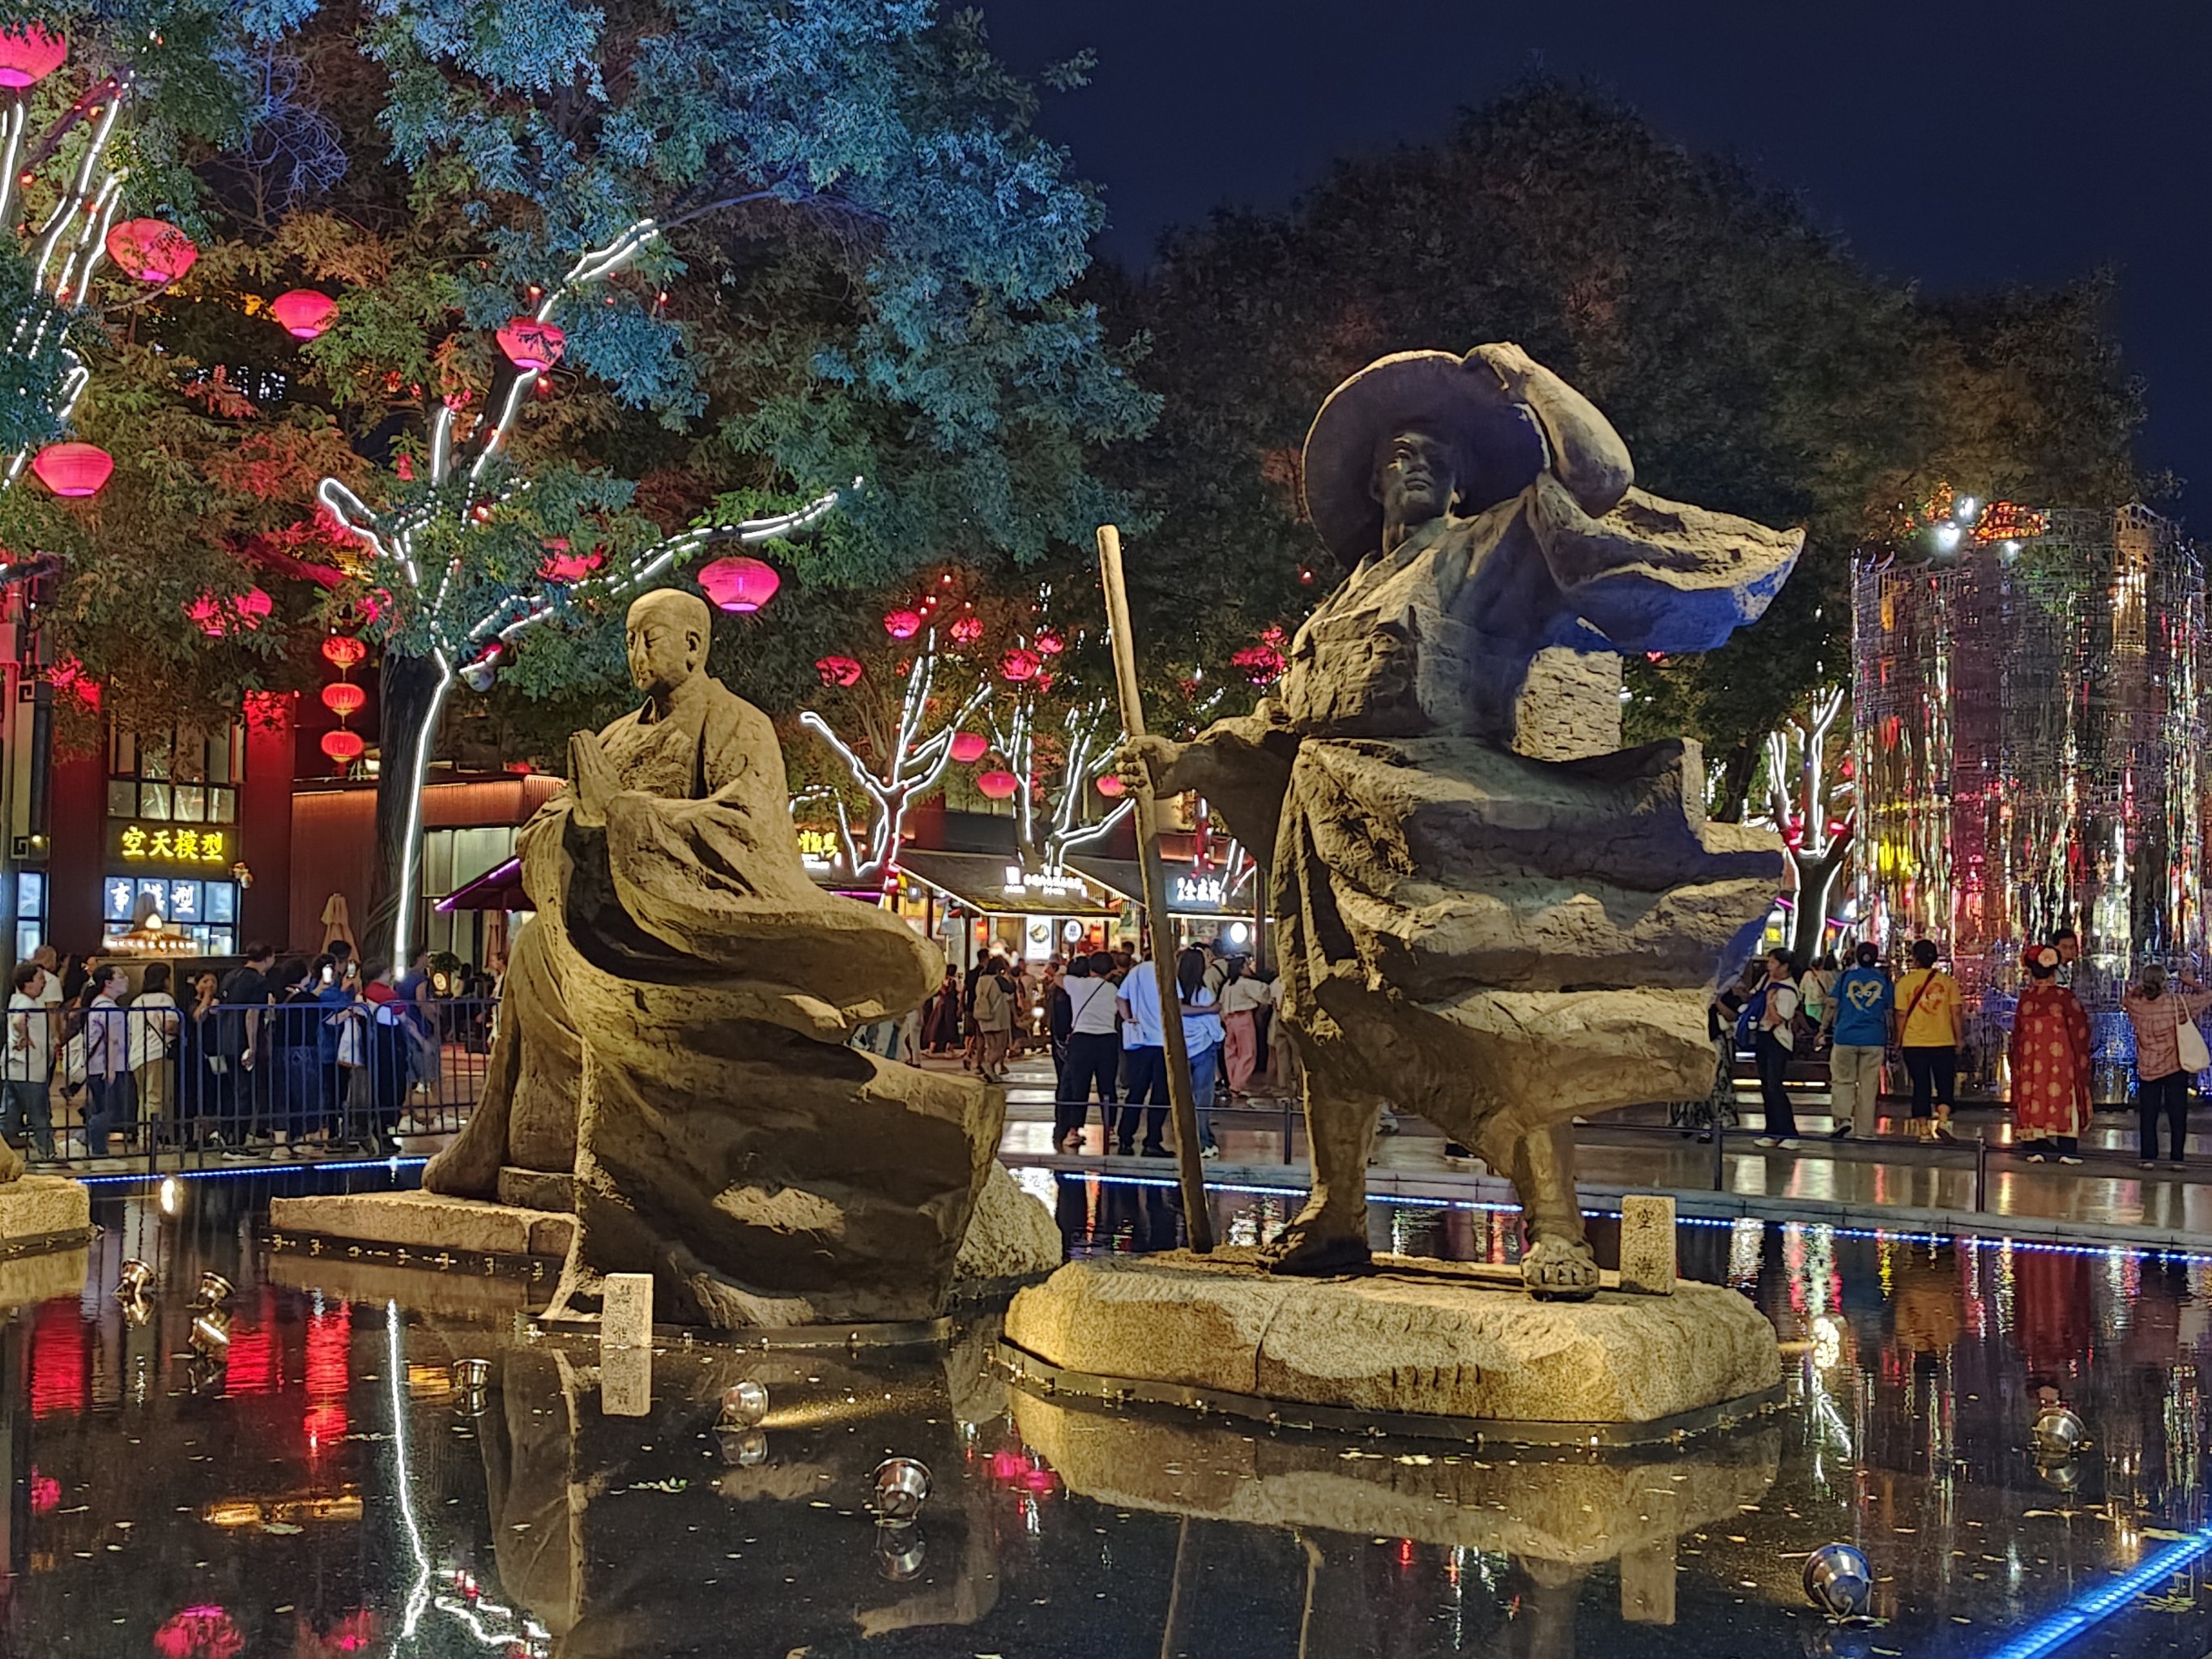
[976,769,1020,800]
[815,655,864,689]
[948,731,988,765]
[320,635,367,670]
[0,25,66,88]
[948,616,984,648]
[152,1606,244,1659]
[1094,771,1126,798]
[30,441,112,497]
[537,538,603,582]
[999,647,1041,683]
[104,219,198,284]
[320,682,366,719]
[1230,642,1286,686]
[320,729,364,764]
[882,608,923,640]
[270,288,337,339]
[495,316,565,372]
[696,554,779,614]
[1034,628,1064,656]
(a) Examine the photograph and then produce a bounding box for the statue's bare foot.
[1521,1237,1599,1300]
[1259,1221,1371,1277]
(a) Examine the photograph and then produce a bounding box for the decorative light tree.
[1762,684,1856,966]
[983,672,1132,876]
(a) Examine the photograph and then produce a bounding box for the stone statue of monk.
[1120,344,1800,1297]
[425,589,999,1327]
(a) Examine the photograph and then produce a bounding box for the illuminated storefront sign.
[1003,865,1089,900]
[1174,872,1226,908]
[117,824,231,864]
[796,828,840,872]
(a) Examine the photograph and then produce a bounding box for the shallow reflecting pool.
[6,1169,2212,1656]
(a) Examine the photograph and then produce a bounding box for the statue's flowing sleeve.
[1527,472,1805,653]
[552,689,940,1034]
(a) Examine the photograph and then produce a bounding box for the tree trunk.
[369,650,453,964]
[1711,738,1758,824]
[1787,831,1854,968]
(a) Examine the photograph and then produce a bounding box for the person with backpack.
[1894,939,1965,1142]
[2120,963,2212,1169]
[1750,948,1802,1148]
[2012,945,2091,1163]
[1826,944,1893,1140]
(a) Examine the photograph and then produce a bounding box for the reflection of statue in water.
[424,589,999,1326]
[1122,345,1800,1295]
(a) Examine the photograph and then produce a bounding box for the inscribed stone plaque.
[1617,1196,1677,1295]
[601,1271,654,1349]
[600,1344,651,1417]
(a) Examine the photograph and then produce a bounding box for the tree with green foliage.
[1105,79,2146,822]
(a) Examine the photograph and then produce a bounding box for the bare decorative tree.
[1764,684,1856,966]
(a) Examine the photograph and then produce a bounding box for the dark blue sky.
[980,0,2211,512]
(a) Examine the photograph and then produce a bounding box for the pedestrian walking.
[2013,945,2091,1163]
[1221,958,1268,1096]
[1894,939,1965,1141]
[1826,943,1892,1140]
[82,963,136,1158]
[127,963,180,1150]
[1057,954,1121,1149]
[1115,953,1172,1157]
[2121,963,2211,1170]
[2,960,54,1159]
[971,955,1015,1083]
[1176,945,1224,1158]
[1750,949,1802,1148]
[1801,952,1839,1047]
[921,967,963,1055]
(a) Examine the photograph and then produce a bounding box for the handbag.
[2176,996,2210,1074]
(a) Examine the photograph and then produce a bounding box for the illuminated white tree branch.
[1762,684,1855,962]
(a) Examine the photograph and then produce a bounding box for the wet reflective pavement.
[6,1171,2212,1656]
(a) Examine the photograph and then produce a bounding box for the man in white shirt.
[3,959,55,1159]
[1115,957,1170,1157]
[1057,952,1121,1151]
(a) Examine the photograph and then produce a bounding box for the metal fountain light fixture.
[870,1457,931,1525]
[720,1380,769,1427]
[1801,1543,1873,1620]
[116,1258,153,1299]
[2031,1405,2088,1461]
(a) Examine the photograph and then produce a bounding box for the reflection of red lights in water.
[305,1610,377,1653]
[305,1300,352,1452]
[28,1469,58,1512]
[29,1299,83,1417]
[153,1606,244,1659]
[225,1309,276,1397]
[985,1447,1059,1496]
[1397,1537,1415,1568]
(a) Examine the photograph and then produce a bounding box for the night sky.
[980,0,2212,514]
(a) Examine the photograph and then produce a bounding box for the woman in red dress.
[2011,945,2092,1162]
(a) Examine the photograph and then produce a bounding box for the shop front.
[894,851,1125,973]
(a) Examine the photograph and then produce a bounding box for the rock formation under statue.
[421,589,1000,1327]
[1120,343,1801,1299]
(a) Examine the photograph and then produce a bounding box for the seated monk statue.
[1119,343,1800,1298]
[424,589,999,1327]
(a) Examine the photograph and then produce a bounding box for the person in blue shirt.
[1826,942,1893,1140]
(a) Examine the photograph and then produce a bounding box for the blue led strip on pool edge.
[1978,1525,2212,1659]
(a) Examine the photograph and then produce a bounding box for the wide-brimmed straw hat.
[1300,348,1549,567]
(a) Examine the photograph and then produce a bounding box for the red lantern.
[814,655,864,689]
[1094,772,1126,799]
[948,616,984,648]
[320,682,366,718]
[152,1606,243,1659]
[883,608,922,640]
[30,441,112,498]
[321,635,367,670]
[948,731,987,764]
[0,26,66,88]
[976,769,1020,800]
[1000,647,1041,683]
[538,539,603,582]
[320,729,364,764]
[270,289,337,339]
[1231,642,1287,686]
[104,219,198,284]
[495,317,565,372]
[696,554,779,614]
[1034,629,1063,657]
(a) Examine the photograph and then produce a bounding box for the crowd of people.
[1715,927,2211,1168]
[901,942,1294,1158]
[0,939,488,1166]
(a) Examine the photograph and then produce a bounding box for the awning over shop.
[896,850,1123,917]
[1065,855,1259,919]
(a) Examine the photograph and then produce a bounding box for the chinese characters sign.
[115,824,230,865]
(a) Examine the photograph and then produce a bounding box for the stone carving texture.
[1123,344,1801,1294]
[422,590,999,1327]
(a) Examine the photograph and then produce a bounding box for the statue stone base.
[0,1175,92,1257]
[1003,1250,1781,1439]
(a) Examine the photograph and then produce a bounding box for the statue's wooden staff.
[1097,523,1217,1254]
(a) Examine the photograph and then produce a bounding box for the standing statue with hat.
[1118,343,1803,1296]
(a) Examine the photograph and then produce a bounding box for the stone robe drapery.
[2010,979,2093,1140]
[429,676,1000,1328]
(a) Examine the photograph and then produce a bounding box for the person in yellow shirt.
[1892,939,1964,1141]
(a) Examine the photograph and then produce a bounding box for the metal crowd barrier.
[0,996,498,1174]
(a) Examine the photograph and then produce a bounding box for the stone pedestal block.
[269,1190,575,1260]
[1618,1194,1677,1295]
[0,1175,91,1252]
[600,1273,653,1350]
[1005,1249,1780,1435]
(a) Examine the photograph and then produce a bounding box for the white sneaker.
[2058,1155,2082,1166]
[1754,1137,1779,1148]
[1778,1138,1801,1150]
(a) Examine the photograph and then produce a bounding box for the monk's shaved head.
[625,587,713,697]
[629,586,713,639]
